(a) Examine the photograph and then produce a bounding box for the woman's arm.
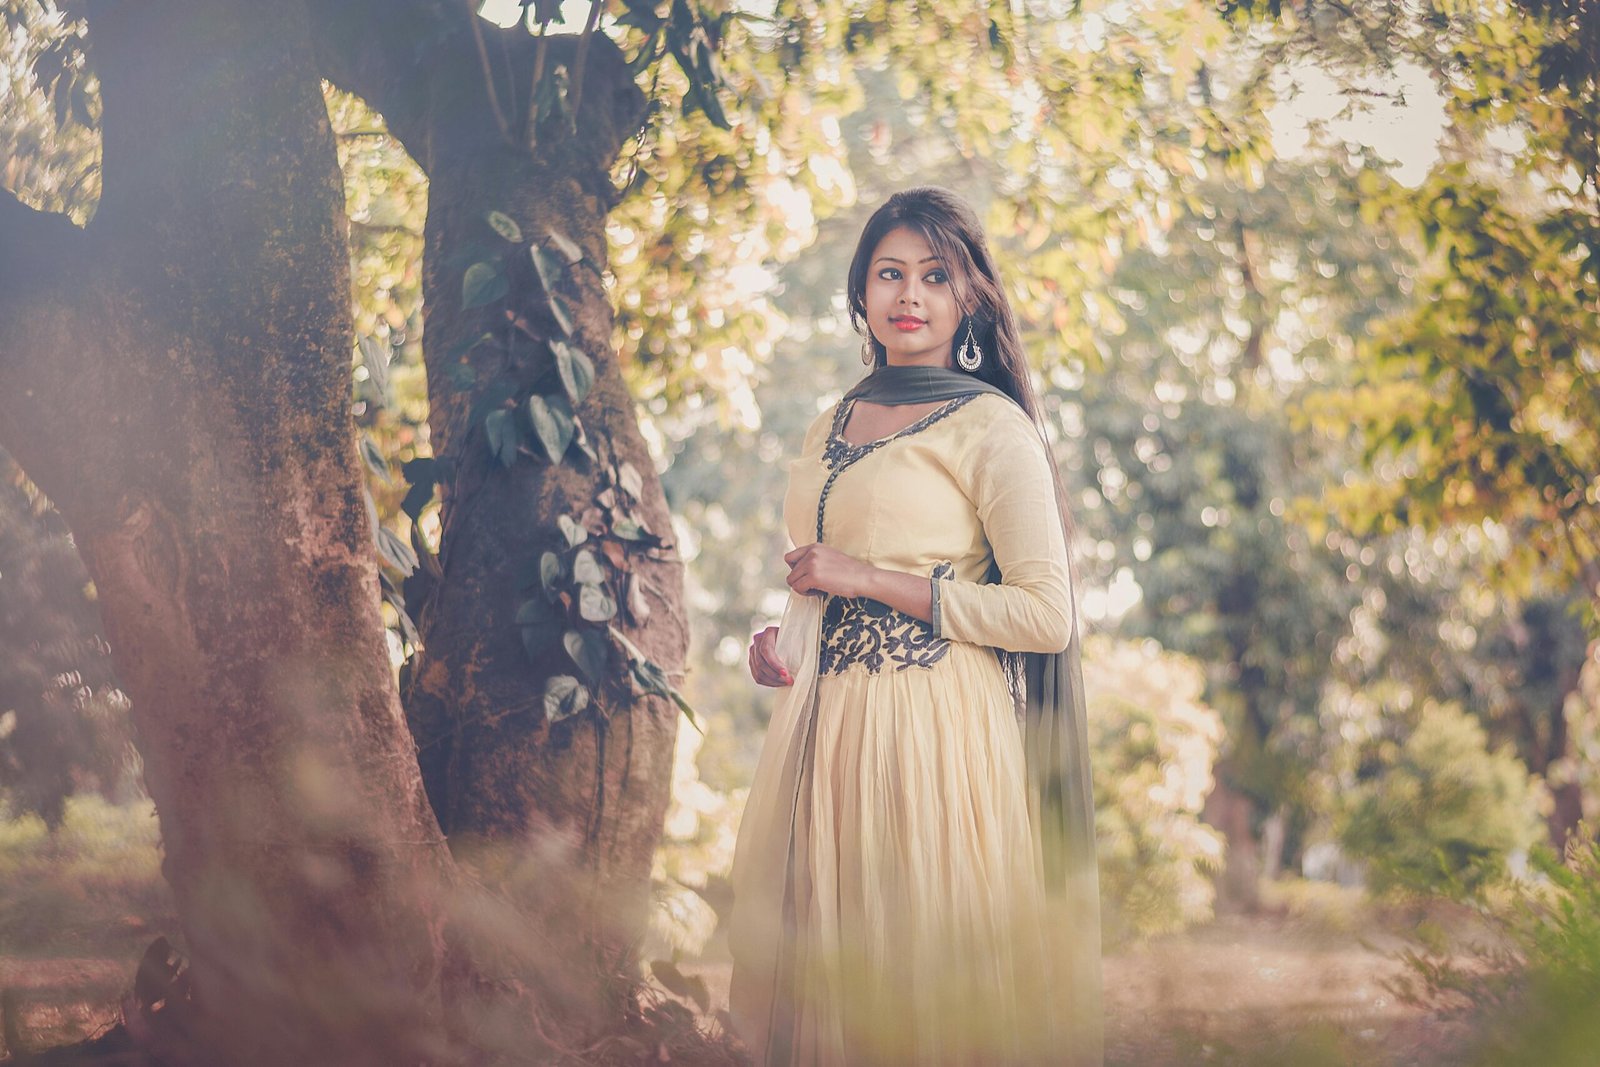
[782,544,933,622]
[932,404,1075,654]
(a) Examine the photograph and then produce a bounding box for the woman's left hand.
[784,543,877,599]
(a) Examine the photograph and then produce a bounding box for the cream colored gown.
[728,392,1080,1066]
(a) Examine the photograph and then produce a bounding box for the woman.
[727,186,1102,1066]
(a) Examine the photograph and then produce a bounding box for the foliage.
[0,455,134,828]
[1392,827,1600,1066]
[1083,635,1226,941]
[1338,700,1543,897]
[1300,0,1600,624]
[0,794,170,955]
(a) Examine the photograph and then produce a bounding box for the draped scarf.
[841,362,1103,1062]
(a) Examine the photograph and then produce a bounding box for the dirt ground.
[0,914,1478,1065]
[682,912,1479,1067]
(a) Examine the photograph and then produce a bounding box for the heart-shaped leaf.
[462,261,508,309]
[557,514,588,547]
[579,583,617,623]
[484,408,519,467]
[550,295,575,338]
[546,230,582,265]
[539,551,563,600]
[525,393,576,463]
[485,210,522,243]
[572,547,605,585]
[543,675,589,723]
[618,461,644,502]
[563,628,608,685]
[553,341,596,406]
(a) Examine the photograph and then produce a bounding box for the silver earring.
[956,320,982,372]
[861,338,875,366]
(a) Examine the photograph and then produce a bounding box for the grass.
[0,795,173,958]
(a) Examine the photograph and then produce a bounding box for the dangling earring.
[956,318,983,372]
[861,337,876,366]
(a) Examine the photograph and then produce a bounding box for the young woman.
[727,187,1103,1066]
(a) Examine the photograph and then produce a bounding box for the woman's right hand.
[748,626,793,687]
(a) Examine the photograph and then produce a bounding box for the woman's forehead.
[871,225,939,261]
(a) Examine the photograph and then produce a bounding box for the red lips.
[890,315,926,331]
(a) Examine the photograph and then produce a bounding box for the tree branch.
[0,186,86,303]
[0,186,93,501]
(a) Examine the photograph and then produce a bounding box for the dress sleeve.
[932,401,1076,654]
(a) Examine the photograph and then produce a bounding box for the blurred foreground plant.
[1393,827,1600,1066]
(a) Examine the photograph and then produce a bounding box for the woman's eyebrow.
[873,255,944,264]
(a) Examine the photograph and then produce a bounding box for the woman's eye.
[926,270,948,284]
[877,267,901,280]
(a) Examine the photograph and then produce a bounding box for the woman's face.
[862,225,964,368]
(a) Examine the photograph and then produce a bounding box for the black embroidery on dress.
[819,562,956,675]
[814,394,978,542]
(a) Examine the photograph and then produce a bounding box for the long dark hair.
[845,186,1078,544]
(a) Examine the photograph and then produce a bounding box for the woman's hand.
[784,543,877,600]
[748,626,792,687]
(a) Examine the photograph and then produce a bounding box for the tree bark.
[312,8,686,1016]
[0,2,477,1061]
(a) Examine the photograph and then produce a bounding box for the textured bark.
[313,9,686,1021]
[0,3,477,1062]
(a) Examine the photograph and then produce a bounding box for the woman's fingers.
[756,628,791,685]
[748,626,791,686]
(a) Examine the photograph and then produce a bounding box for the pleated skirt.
[729,640,1061,1066]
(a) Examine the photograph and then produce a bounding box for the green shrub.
[1338,700,1542,898]
[1082,635,1226,941]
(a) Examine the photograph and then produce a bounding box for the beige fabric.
[728,395,1087,1065]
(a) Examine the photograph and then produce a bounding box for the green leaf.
[557,514,588,547]
[484,408,520,467]
[375,524,418,576]
[515,599,543,626]
[539,551,563,600]
[670,686,703,735]
[486,210,522,243]
[550,296,575,338]
[617,461,644,502]
[525,393,576,463]
[572,547,605,585]
[359,433,392,484]
[543,675,589,723]
[613,514,650,541]
[546,231,582,265]
[553,341,596,406]
[462,261,509,309]
[579,583,618,623]
[564,628,608,685]
[358,335,391,396]
[531,244,566,294]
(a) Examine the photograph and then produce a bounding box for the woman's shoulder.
[950,392,1040,439]
[947,393,1049,467]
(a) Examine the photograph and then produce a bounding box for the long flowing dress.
[728,391,1086,1066]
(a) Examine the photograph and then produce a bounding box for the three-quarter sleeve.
[933,402,1076,654]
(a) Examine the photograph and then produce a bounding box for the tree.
[0,3,468,1061]
[1,0,1308,1056]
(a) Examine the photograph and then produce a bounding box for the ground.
[0,800,1481,1065]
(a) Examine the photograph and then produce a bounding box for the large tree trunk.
[313,12,686,1021]
[0,2,478,1061]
